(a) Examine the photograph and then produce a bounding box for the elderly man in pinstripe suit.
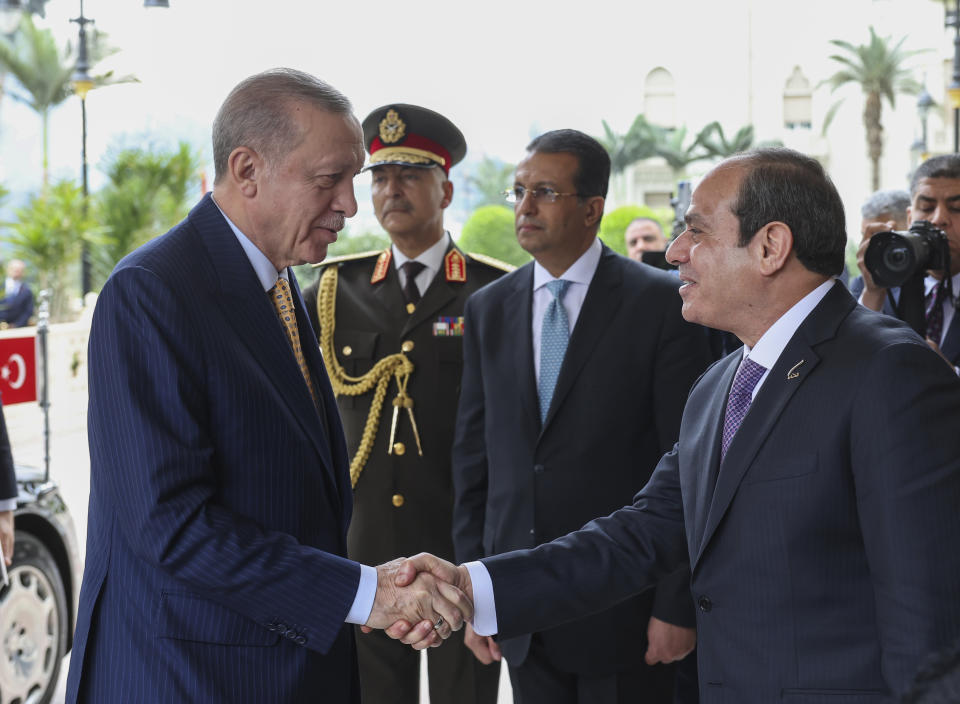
[65,69,471,704]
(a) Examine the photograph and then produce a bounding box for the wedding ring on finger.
[433,616,444,631]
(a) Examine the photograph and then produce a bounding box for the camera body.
[670,180,692,239]
[864,220,951,288]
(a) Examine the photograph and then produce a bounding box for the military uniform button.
[392,494,405,507]
[406,303,416,314]
[342,345,353,356]
[401,340,414,352]
[393,442,406,455]
[698,596,713,612]
[295,635,307,645]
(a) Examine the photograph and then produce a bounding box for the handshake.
[364,553,479,651]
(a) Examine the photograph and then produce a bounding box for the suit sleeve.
[484,444,690,639]
[851,340,960,692]
[648,282,711,628]
[451,294,488,563]
[87,267,360,654]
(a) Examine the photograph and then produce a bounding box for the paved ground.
[2,319,512,703]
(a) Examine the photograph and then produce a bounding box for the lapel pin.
[787,359,805,380]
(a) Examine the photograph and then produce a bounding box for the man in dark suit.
[302,104,506,704]
[396,148,960,703]
[65,69,472,704]
[451,129,711,704]
[0,260,34,328]
[854,155,960,369]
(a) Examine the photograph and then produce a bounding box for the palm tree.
[822,26,924,191]
[92,142,201,288]
[0,14,136,187]
[3,179,99,320]
[696,122,756,159]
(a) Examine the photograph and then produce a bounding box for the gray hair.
[212,68,352,184]
[860,189,910,221]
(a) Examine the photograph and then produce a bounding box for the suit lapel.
[694,283,852,567]
[192,197,340,493]
[940,306,960,364]
[507,265,540,433]
[689,354,739,558]
[402,243,463,336]
[540,246,621,433]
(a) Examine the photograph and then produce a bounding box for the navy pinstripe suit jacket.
[483,282,960,703]
[66,195,362,703]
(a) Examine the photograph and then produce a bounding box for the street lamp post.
[946,0,960,152]
[69,0,169,301]
[71,0,94,298]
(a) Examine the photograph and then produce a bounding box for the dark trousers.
[507,634,678,704]
[355,626,500,704]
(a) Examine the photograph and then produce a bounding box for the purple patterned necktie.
[925,284,944,344]
[720,357,767,462]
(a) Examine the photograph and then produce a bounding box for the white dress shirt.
[531,237,603,380]
[467,278,837,637]
[213,199,377,625]
[392,232,450,297]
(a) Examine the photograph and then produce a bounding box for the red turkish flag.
[0,336,37,405]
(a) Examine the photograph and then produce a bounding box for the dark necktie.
[538,280,571,424]
[925,284,944,343]
[400,261,426,306]
[720,357,767,462]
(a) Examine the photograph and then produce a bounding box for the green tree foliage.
[464,156,515,208]
[598,116,658,174]
[2,179,98,320]
[598,205,673,256]
[91,141,201,289]
[598,117,771,178]
[822,27,923,191]
[458,205,531,267]
[696,122,756,159]
[0,15,136,186]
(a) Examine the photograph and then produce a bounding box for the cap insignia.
[379,109,406,144]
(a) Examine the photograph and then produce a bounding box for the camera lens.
[882,244,913,273]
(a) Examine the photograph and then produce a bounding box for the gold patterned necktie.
[269,277,318,405]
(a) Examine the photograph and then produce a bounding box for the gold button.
[341,345,352,356]
[393,442,406,455]
[406,303,416,314]
[401,340,414,353]
[392,494,405,507]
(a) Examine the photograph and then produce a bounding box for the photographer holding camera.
[855,155,960,369]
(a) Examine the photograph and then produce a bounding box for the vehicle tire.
[0,531,68,704]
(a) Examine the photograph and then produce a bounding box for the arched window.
[783,66,812,130]
[644,67,676,128]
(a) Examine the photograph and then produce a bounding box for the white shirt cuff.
[465,560,498,637]
[0,499,16,512]
[345,564,377,625]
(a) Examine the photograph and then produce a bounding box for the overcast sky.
[0,0,949,234]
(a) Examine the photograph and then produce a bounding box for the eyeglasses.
[502,186,580,204]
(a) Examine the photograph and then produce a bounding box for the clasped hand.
[363,554,472,650]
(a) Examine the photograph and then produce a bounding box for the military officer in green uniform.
[302,104,509,703]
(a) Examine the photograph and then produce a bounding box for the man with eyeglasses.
[451,129,712,704]
[302,104,507,704]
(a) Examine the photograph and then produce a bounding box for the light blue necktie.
[538,279,571,424]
